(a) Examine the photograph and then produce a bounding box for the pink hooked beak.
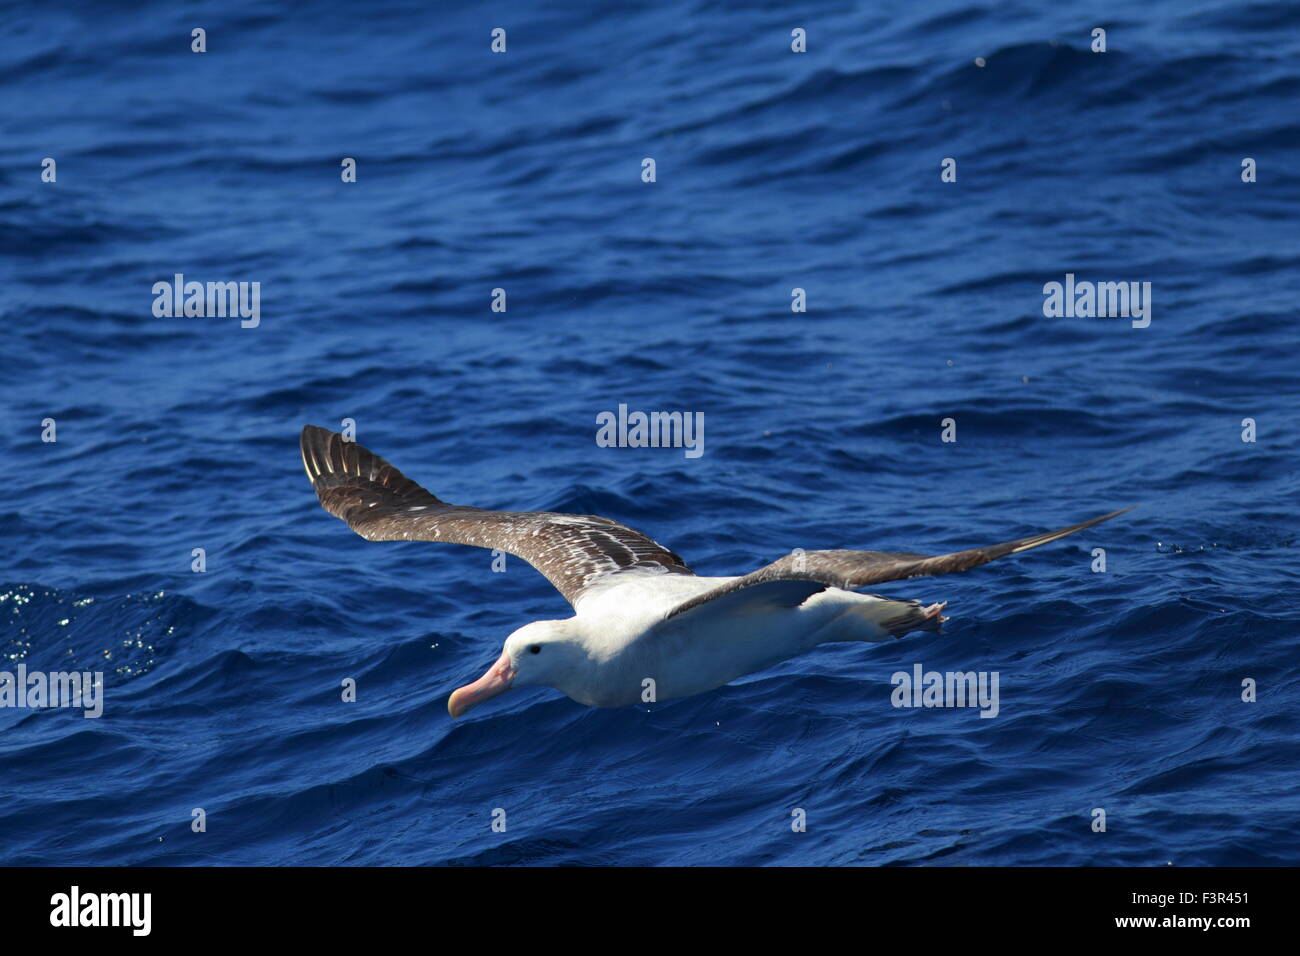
[448,650,517,718]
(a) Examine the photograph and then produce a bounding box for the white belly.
[569,574,913,707]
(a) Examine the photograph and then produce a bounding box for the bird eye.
[528,644,541,655]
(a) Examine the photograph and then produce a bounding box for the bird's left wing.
[300,425,693,607]
[663,507,1132,619]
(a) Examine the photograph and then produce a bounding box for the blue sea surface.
[1,0,1298,866]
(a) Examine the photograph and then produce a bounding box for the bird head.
[447,620,588,718]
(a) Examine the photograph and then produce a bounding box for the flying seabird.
[299,425,1130,718]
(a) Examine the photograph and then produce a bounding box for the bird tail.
[880,600,947,639]
[816,595,947,643]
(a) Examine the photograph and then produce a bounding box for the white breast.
[567,573,860,706]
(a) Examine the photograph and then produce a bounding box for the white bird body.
[558,572,919,707]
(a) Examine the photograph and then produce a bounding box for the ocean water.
[1,0,1298,866]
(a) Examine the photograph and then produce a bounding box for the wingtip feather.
[1008,506,1134,554]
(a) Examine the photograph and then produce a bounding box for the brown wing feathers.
[663,507,1133,619]
[299,425,693,606]
[300,424,1130,617]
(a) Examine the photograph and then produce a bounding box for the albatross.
[299,425,1130,719]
